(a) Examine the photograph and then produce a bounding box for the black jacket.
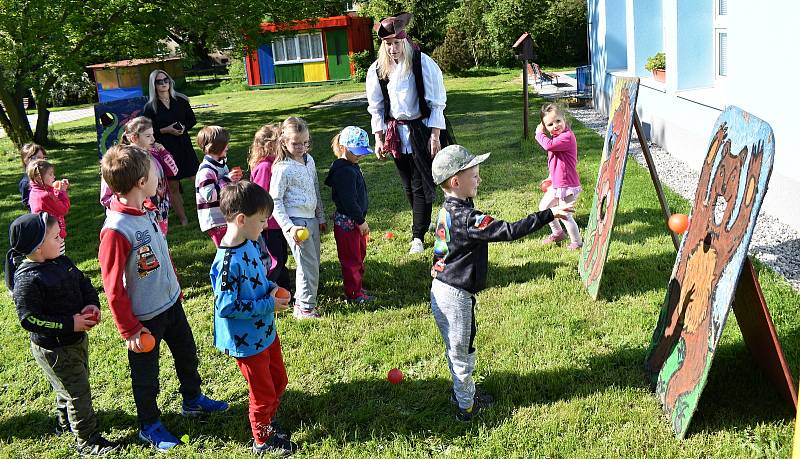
[324,158,368,225]
[12,256,99,349]
[431,196,554,294]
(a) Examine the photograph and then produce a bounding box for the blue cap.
[339,126,374,156]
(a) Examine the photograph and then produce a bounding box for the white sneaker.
[409,238,425,254]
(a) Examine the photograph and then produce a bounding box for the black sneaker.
[270,420,291,440]
[76,434,119,457]
[454,389,495,422]
[252,434,298,456]
[450,386,495,406]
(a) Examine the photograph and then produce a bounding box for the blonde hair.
[376,39,414,80]
[26,159,54,186]
[197,125,230,156]
[20,143,46,168]
[540,103,571,134]
[277,117,310,162]
[101,145,151,194]
[248,124,281,170]
[330,133,348,158]
[123,116,153,145]
[144,70,188,114]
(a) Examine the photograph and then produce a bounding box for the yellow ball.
[297,227,310,241]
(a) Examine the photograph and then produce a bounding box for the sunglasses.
[155,78,170,85]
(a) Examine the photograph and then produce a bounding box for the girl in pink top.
[248,123,290,289]
[100,117,178,235]
[535,103,583,249]
[27,159,70,254]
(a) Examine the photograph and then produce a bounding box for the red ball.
[384,231,395,240]
[668,213,689,234]
[540,179,552,192]
[387,368,403,384]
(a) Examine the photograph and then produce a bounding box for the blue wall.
[676,0,713,89]
[633,0,663,77]
[257,44,276,85]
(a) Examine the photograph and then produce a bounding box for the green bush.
[432,28,475,74]
[47,72,97,107]
[351,49,376,82]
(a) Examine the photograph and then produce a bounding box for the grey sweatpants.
[285,216,321,311]
[430,279,477,410]
[30,335,98,442]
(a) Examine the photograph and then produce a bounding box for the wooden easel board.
[643,106,792,439]
[579,77,640,299]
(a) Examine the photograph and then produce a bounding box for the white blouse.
[366,52,447,153]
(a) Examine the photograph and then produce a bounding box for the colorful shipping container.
[245,15,374,86]
[86,58,184,103]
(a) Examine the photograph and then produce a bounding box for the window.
[272,33,324,64]
[714,0,728,78]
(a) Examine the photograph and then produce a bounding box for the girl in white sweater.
[269,117,326,319]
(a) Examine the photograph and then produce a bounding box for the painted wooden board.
[644,106,776,439]
[94,96,147,159]
[578,77,640,299]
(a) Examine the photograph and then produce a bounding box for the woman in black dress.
[143,69,198,225]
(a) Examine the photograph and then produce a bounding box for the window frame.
[713,0,728,80]
[271,33,325,65]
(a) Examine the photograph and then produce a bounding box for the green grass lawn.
[1,71,799,458]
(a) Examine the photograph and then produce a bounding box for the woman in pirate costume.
[366,12,454,254]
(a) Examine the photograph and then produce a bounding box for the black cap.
[9,212,48,256]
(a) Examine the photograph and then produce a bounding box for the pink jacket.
[535,129,580,188]
[29,182,71,238]
[250,157,281,230]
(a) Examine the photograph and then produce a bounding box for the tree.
[0,0,157,148]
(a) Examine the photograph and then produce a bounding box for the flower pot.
[652,69,666,83]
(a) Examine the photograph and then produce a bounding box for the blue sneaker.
[181,394,229,417]
[139,421,180,451]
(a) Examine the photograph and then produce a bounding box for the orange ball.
[139,332,156,353]
[384,231,395,240]
[540,179,552,192]
[274,287,291,299]
[668,213,689,234]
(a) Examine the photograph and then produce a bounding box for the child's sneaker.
[293,304,321,320]
[76,434,118,456]
[348,292,375,304]
[252,435,298,456]
[455,390,496,422]
[181,394,229,417]
[541,232,567,245]
[139,420,180,451]
[409,238,425,254]
[567,241,583,250]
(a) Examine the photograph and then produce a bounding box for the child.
[98,145,228,451]
[324,126,374,304]
[210,181,297,456]
[196,125,243,246]
[429,145,574,421]
[5,212,117,456]
[249,124,290,289]
[101,117,178,235]
[269,117,326,320]
[535,103,583,250]
[19,142,47,210]
[27,159,70,254]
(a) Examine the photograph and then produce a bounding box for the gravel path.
[568,106,800,292]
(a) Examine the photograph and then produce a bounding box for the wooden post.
[633,113,679,250]
[522,59,529,139]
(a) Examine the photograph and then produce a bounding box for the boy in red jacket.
[98,144,228,452]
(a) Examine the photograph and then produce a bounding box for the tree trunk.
[33,76,56,145]
[0,84,33,149]
[191,35,214,68]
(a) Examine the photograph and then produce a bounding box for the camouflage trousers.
[30,335,97,442]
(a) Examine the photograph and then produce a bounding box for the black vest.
[376,50,431,121]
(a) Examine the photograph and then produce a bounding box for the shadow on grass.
[0,409,137,441]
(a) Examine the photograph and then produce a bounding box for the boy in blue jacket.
[209,181,295,456]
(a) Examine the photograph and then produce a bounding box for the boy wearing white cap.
[429,145,574,421]
[324,126,375,304]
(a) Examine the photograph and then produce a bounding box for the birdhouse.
[512,32,536,61]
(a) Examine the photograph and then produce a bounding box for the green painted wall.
[274,63,305,83]
[325,29,350,80]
